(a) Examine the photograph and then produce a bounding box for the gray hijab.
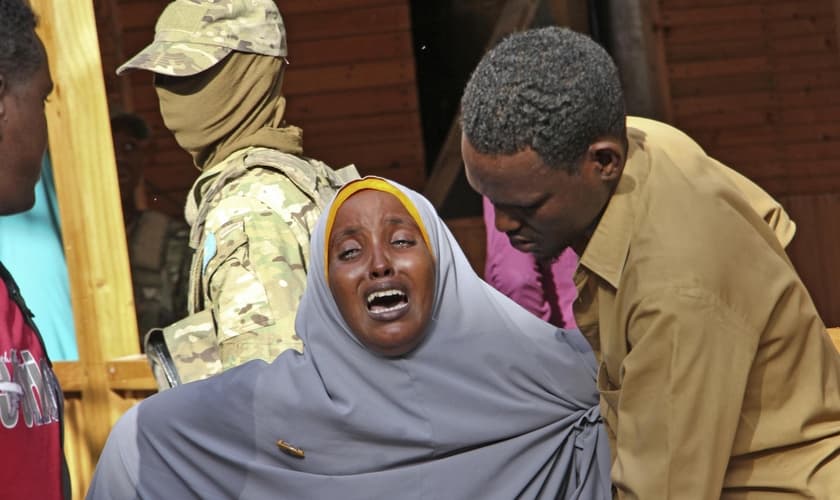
[87,178,610,500]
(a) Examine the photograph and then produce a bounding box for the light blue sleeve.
[0,153,78,360]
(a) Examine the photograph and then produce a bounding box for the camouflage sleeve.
[166,220,193,324]
[200,185,311,370]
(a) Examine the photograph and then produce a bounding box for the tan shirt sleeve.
[611,287,759,499]
[713,159,796,248]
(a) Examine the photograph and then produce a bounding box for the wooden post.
[31,0,140,495]
[422,0,541,209]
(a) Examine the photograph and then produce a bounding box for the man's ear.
[587,140,624,182]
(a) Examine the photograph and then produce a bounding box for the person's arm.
[201,193,310,370]
[610,288,757,499]
[713,159,796,248]
[86,405,141,499]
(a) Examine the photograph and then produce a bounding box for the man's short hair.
[111,111,150,141]
[0,0,44,85]
[461,27,626,174]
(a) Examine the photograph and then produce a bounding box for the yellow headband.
[324,177,432,281]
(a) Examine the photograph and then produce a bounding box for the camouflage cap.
[116,0,287,77]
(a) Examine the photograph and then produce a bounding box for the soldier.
[111,111,191,344]
[117,0,357,386]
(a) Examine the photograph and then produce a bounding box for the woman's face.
[0,47,52,215]
[328,190,435,357]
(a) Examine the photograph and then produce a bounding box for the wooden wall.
[96,0,425,217]
[657,0,840,325]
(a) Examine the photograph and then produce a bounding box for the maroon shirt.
[0,264,64,499]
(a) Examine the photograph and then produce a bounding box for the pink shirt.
[483,197,578,328]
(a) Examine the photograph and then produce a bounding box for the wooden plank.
[661,1,833,27]
[32,1,141,496]
[281,0,403,15]
[423,0,542,209]
[118,1,165,31]
[836,0,840,74]
[675,87,840,117]
[664,20,765,45]
[285,4,410,41]
[143,163,198,192]
[354,164,426,190]
[105,356,157,391]
[312,138,425,173]
[777,104,840,124]
[299,112,424,149]
[672,67,840,98]
[667,33,835,63]
[284,59,416,95]
[661,4,763,26]
[647,0,674,122]
[668,56,769,79]
[771,33,836,55]
[661,0,758,10]
[53,361,85,393]
[666,38,767,63]
[766,16,836,37]
[670,73,773,98]
[712,144,840,175]
[764,0,835,19]
[286,83,419,120]
[673,91,775,117]
[291,31,413,68]
[761,172,840,196]
[121,27,157,59]
[674,108,772,130]
[664,16,834,45]
[691,123,840,148]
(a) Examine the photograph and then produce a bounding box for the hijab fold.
[87,179,611,500]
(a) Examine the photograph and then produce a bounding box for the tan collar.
[577,132,648,289]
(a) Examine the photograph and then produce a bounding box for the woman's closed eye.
[337,243,362,261]
[391,238,416,248]
[391,228,418,248]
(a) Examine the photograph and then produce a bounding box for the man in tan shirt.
[461,27,840,498]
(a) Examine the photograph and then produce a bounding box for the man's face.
[462,134,612,261]
[0,50,53,215]
[113,128,146,200]
[328,190,435,357]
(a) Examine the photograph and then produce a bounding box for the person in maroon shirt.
[0,0,70,498]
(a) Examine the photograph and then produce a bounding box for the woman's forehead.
[335,190,408,221]
[330,191,416,240]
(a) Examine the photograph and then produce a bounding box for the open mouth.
[366,289,409,318]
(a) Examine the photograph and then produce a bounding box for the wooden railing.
[54,358,156,499]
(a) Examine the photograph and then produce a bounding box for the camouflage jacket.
[127,210,191,341]
[149,146,357,387]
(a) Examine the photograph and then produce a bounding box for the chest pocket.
[203,218,276,344]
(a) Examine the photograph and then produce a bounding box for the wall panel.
[659,0,840,324]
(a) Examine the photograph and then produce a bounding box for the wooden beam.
[423,0,541,209]
[548,0,590,32]
[835,0,840,66]
[32,0,140,495]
